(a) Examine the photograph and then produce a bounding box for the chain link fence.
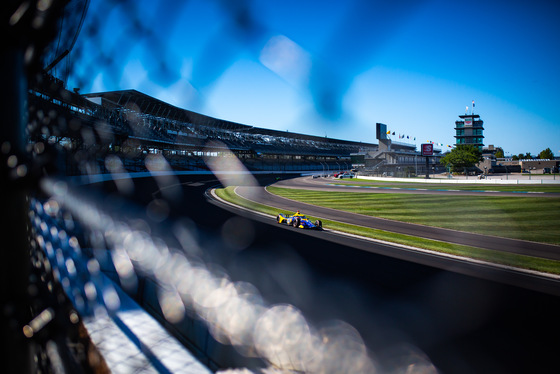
[2,1,437,373]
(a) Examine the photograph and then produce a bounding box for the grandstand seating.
[30,80,373,174]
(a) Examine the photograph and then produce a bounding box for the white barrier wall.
[357,175,560,185]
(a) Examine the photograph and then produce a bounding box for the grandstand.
[31,76,450,178]
[29,76,378,176]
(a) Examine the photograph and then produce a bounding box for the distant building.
[477,144,559,174]
[351,123,444,177]
[455,113,484,151]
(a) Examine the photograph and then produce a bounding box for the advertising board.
[421,143,433,156]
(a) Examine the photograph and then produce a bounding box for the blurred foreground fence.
[1,1,379,373]
[1,1,439,373]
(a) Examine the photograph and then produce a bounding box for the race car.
[276,211,323,230]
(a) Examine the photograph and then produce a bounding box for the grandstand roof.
[84,89,378,150]
[83,90,254,132]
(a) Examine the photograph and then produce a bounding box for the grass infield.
[267,186,560,245]
[334,178,560,193]
[215,186,560,275]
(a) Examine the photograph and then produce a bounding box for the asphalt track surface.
[235,176,560,261]
[95,174,560,374]
[274,175,560,197]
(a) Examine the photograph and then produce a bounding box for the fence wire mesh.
[2,1,437,373]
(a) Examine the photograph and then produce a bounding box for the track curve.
[235,176,560,261]
[274,176,560,197]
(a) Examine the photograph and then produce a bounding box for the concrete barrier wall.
[358,175,560,185]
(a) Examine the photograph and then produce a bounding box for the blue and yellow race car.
[276,211,323,230]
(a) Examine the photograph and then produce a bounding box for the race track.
[234,176,560,261]
[274,176,560,197]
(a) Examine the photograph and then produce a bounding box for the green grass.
[332,178,560,193]
[214,186,560,275]
[267,186,560,245]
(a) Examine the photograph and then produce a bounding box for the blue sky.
[66,0,560,156]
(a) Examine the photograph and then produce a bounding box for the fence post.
[0,48,32,374]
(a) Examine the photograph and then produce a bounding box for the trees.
[511,149,554,160]
[439,145,482,173]
[538,147,554,160]
[494,147,504,158]
[513,152,532,160]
